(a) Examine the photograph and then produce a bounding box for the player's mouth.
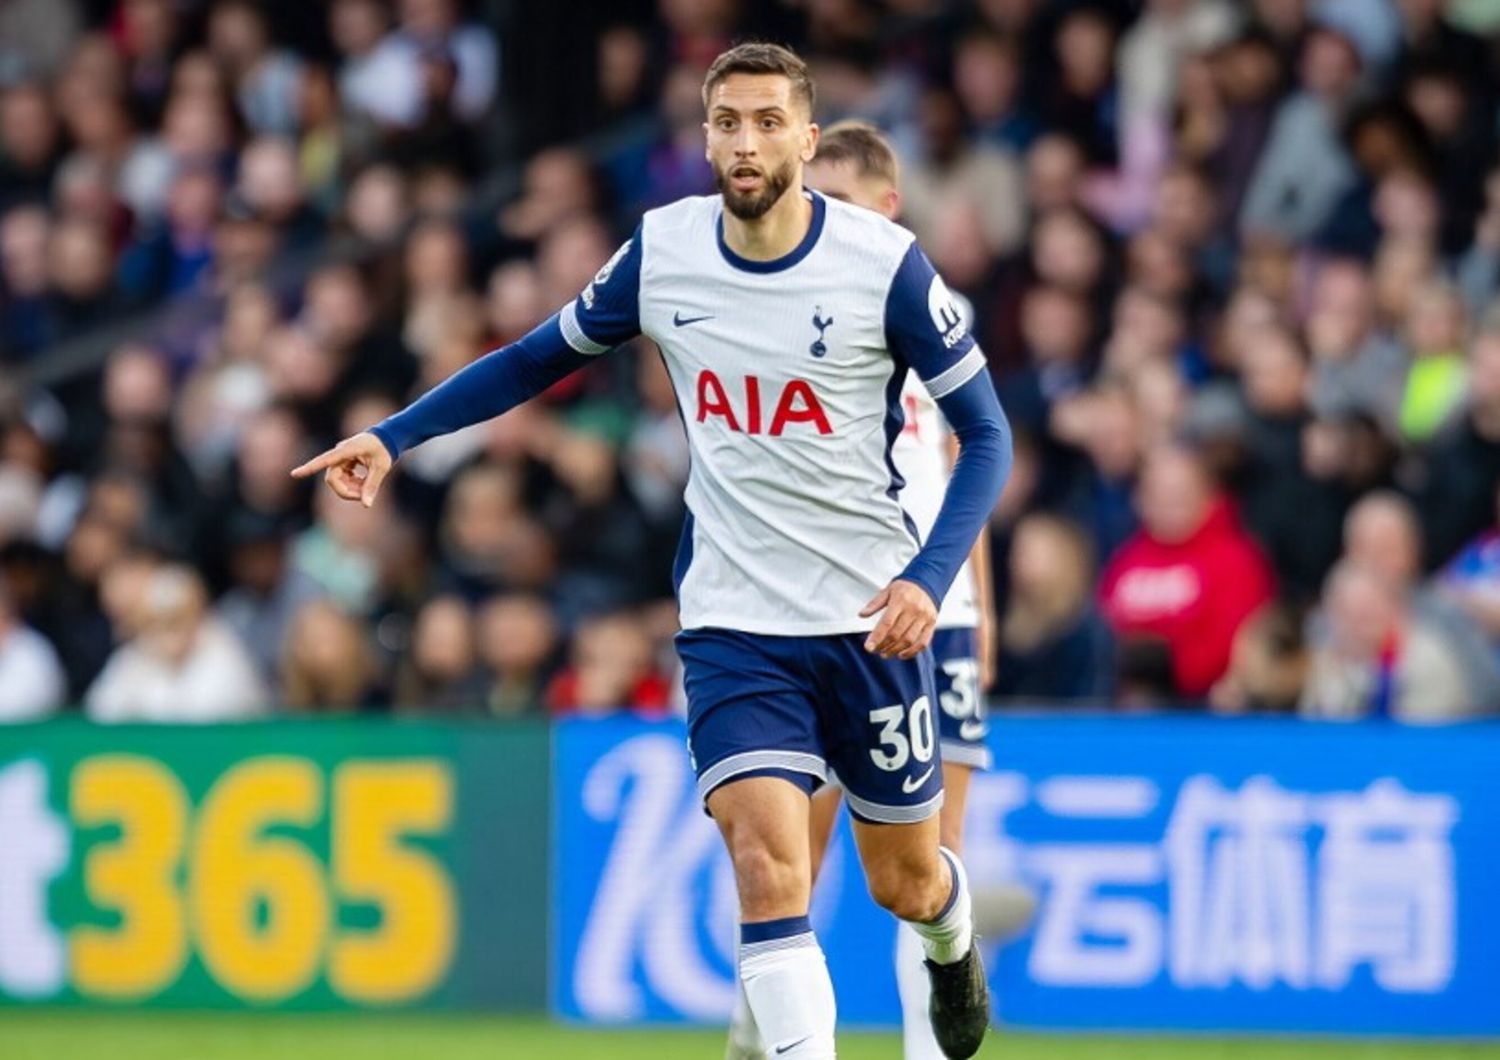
[729,166,763,193]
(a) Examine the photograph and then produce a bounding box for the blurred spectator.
[1301,561,1483,721]
[1118,0,1240,134]
[477,593,560,717]
[86,564,266,722]
[1397,280,1468,443]
[1230,324,1346,600]
[1,206,55,361]
[281,597,380,711]
[953,29,1038,154]
[1044,8,1121,167]
[342,0,497,129]
[48,216,125,340]
[438,459,556,599]
[1177,32,1281,223]
[207,0,304,137]
[901,87,1025,262]
[998,285,1093,436]
[1305,258,1406,431]
[1393,0,1490,89]
[498,147,600,244]
[545,610,671,717]
[214,512,323,685]
[1335,491,1500,706]
[394,594,488,711]
[293,483,382,613]
[1439,481,1500,657]
[116,165,222,306]
[0,82,63,211]
[1209,601,1309,714]
[1241,25,1362,241]
[236,136,324,252]
[0,574,66,723]
[995,513,1113,700]
[1049,382,1144,563]
[1417,316,1500,565]
[0,0,81,80]
[1098,444,1276,701]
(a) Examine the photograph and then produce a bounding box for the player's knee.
[866,850,948,922]
[728,838,805,915]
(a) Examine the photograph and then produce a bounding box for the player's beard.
[715,156,797,220]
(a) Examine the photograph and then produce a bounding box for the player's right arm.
[292,229,644,504]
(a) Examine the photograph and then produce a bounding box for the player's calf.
[862,839,951,923]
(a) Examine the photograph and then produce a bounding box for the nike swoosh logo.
[673,311,714,327]
[775,1036,813,1055]
[902,765,936,794]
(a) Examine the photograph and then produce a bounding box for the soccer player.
[723,120,998,1060]
[293,43,1011,1060]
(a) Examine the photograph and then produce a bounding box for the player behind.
[723,120,1000,1060]
[292,43,1011,1060]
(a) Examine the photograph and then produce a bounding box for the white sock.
[895,921,944,1060]
[905,846,973,966]
[728,970,765,1055]
[739,916,837,1058]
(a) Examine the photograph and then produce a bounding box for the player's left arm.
[862,241,1012,660]
[946,434,998,688]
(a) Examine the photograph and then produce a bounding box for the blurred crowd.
[1,0,1499,725]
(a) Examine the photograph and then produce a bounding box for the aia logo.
[695,370,832,435]
[810,306,834,358]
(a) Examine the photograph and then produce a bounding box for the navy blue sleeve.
[884,240,1012,606]
[367,228,644,460]
[884,241,983,396]
[558,225,644,352]
[368,314,592,459]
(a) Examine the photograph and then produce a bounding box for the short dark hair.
[814,120,898,185]
[702,42,815,115]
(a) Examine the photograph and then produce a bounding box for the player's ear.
[801,122,820,164]
[702,121,711,161]
[886,187,902,221]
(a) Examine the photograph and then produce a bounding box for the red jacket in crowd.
[1098,498,1276,698]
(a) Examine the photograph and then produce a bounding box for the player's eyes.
[716,119,737,131]
[760,119,780,130]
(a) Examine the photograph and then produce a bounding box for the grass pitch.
[1,1012,1497,1059]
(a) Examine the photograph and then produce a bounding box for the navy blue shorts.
[677,628,945,824]
[930,626,991,770]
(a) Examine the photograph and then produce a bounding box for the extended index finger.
[290,446,348,479]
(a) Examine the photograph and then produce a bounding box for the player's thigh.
[931,627,992,773]
[807,785,842,883]
[678,628,828,810]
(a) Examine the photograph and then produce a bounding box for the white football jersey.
[558,191,987,635]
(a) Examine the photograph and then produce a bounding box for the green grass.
[0,1012,1496,1060]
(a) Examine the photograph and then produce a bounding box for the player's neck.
[721,183,813,262]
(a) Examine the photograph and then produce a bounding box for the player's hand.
[289,431,393,507]
[860,579,938,660]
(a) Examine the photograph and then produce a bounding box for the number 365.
[69,756,454,1004]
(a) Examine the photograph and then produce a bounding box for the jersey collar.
[716,189,826,274]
